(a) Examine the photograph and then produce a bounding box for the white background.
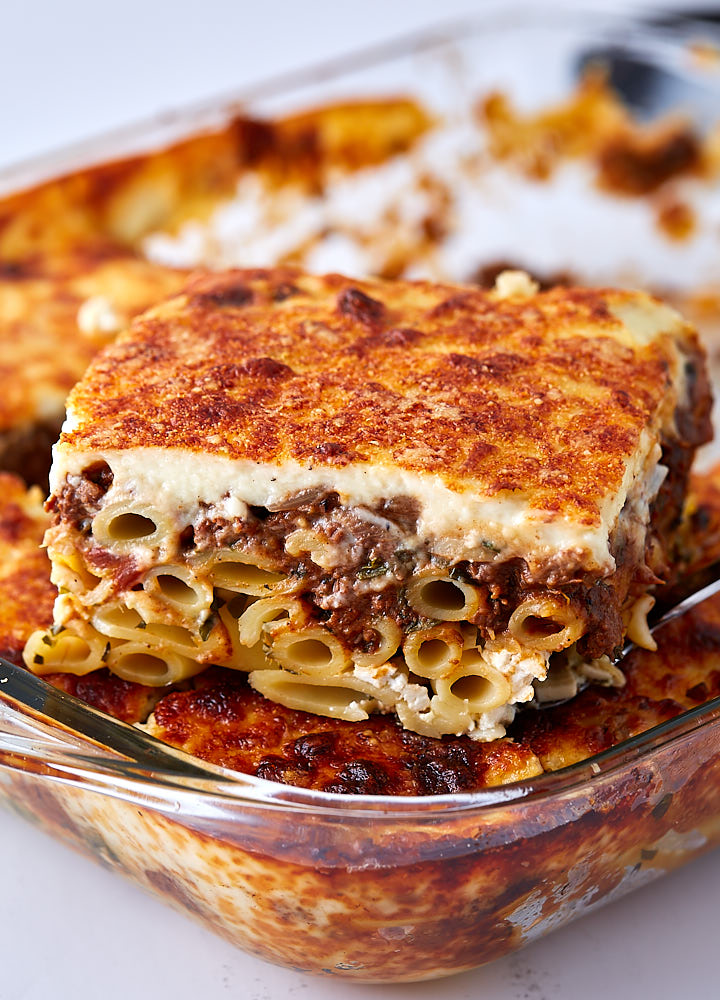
[2,1,720,998]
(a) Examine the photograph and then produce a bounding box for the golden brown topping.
[60,268,704,527]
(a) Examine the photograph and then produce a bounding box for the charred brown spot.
[232,115,278,166]
[428,292,479,317]
[292,732,338,762]
[192,282,254,308]
[382,327,423,347]
[337,287,385,326]
[324,759,391,794]
[240,357,295,379]
[272,282,301,302]
[464,440,498,469]
[0,259,31,280]
[414,755,474,795]
[312,441,363,464]
[598,126,701,196]
[255,755,308,785]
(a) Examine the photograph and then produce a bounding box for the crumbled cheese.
[493,269,539,299]
[77,296,123,337]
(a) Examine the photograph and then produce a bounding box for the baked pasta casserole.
[25,267,712,741]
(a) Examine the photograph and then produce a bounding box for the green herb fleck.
[41,635,54,647]
[50,623,66,637]
[480,539,500,554]
[33,654,44,665]
[199,613,217,642]
[405,615,441,633]
[357,558,388,580]
[394,549,414,564]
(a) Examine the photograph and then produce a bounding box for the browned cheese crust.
[60,267,710,525]
[0,473,55,661]
[0,248,188,483]
[5,470,720,794]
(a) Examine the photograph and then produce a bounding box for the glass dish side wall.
[2,695,720,982]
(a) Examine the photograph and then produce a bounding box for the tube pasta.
[93,602,149,641]
[395,694,471,739]
[205,553,288,596]
[508,594,584,651]
[269,624,351,677]
[93,602,230,662]
[626,594,657,651]
[284,528,338,570]
[218,600,274,671]
[141,621,230,662]
[24,623,108,677]
[352,617,402,669]
[433,648,512,714]
[91,502,170,551]
[236,596,306,647]
[50,549,103,597]
[106,641,204,685]
[402,624,464,680]
[575,655,626,688]
[141,565,214,615]
[406,572,481,622]
[533,659,579,703]
[249,668,380,722]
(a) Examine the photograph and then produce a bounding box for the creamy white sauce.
[50,443,661,573]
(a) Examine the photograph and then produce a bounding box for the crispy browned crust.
[0,473,157,721]
[0,474,55,661]
[0,247,188,483]
[4,470,720,794]
[0,100,431,258]
[61,267,706,526]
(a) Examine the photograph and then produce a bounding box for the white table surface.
[2,2,719,998]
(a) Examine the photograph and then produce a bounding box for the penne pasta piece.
[91,502,170,551]
[406,573,481,622]
[626,594,658,652]
[236,596,306,648]
[106,641,205,685]
[249,668,381,722]
[24,622,108,677]
[141,564,214,615]
[402,624,464,680]
[433,649,512,714]
[269,624,351,677]
[508,594,584,651]
[352,617,402,669]
[205,554,288,596]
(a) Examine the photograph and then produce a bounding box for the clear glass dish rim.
[3,689,719,820]
[1,0,718,194]
[1,0,719,819]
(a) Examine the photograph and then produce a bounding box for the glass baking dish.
[2,3,720,983]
